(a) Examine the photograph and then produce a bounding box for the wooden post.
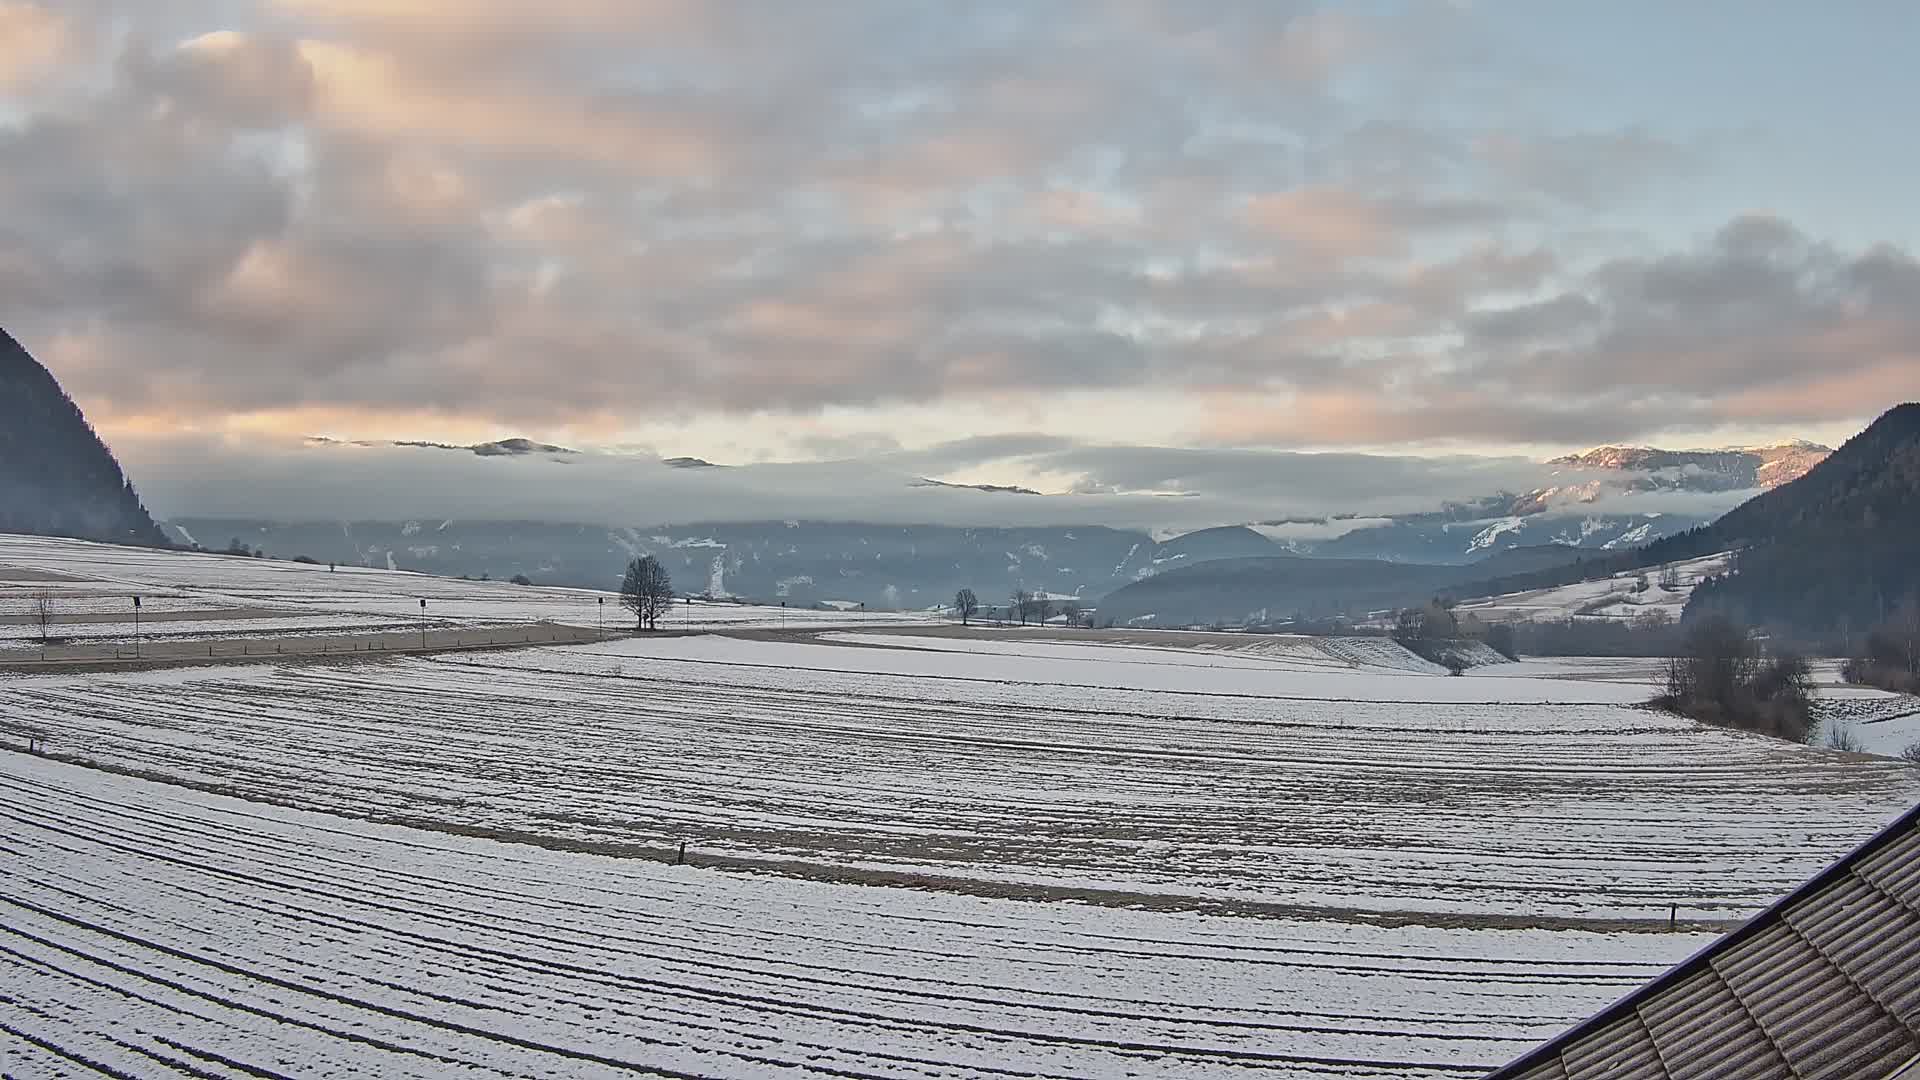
[1669,903,1677,930]
[676,841,687,866]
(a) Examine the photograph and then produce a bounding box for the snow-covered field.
[6,535,1920,1077]
[6,633,1915,926]
[1454,552,1733,624]
[2,752,1709,1079]
[639,631,1630,704]
[0,534,934,646]
[1814,695,1920,759]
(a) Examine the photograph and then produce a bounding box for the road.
[0,622,612,670]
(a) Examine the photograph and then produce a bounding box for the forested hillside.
[1683,403,1920,634]
[0,328,167,546]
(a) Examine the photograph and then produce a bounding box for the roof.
[1487,801,1920,1080]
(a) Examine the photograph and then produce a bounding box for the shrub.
[1900,742,1920,765]
[1825,724,1865,753]
[1653,618,1813,741]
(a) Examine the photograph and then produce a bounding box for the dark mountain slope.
[0,328,167,546]
[1680,403,1920,633]
[1691,403,1919,546]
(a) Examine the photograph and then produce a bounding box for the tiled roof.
[1488,802,1920,1080]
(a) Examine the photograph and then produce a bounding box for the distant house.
[1487,803,1920,1079]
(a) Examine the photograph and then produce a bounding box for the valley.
[5,535,1918,1077]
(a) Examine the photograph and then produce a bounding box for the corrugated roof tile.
[1484,807,1920,1080]
[1713,924,1913,1078]
[1560,1011,1667,1080]
[1785,875,1920,1031]
[1857,827,1920,905]
[1637,969,1788,1080]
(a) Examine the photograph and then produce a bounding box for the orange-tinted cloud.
[0,2,1903,459]
[0,1,78,90]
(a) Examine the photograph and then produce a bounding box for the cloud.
[0,2,1905,459]
[0,1,89,91]
[120,432,1563,531]
[1474,128,1707,209]
[1241,188,1506,259]
[1456,216,1920,429]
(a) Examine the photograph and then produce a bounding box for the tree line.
[1841,595,1920,694]
[951,587,1086,627]
[1390,598,1517,670]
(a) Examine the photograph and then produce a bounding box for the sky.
[3,1,1918,521]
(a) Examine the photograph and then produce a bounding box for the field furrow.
[2,752,1706,1079]
[5,635,1915,921]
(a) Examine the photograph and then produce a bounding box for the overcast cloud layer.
[4,1,1918,504]
[125,433,1596,531]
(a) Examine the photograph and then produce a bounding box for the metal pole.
[133,595,141,658]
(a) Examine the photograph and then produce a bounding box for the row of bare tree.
[951,588,1085,627]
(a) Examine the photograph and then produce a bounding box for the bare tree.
[33,589,53,643]
[1658,564,1682,591]
[620,556,674,631]
[1671,614,1758,714]
[1060,601,1082,627]
[953,588,979,626]
[1010,589,1032,626]
[1825,723,1864,753]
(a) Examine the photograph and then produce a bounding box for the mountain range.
[158,438,1832,608]
[1409,404,1920,638]
[1546,442,1830,493]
